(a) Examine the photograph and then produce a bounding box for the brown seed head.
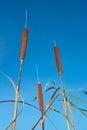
[20,28,28,61]
[37,82,44,111]
[54,45,62,75]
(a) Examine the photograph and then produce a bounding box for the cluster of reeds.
[0,12,87,130]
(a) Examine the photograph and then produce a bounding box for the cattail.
[54,44,62,75]
[36,65,44,130]
[20,28,28,61]
[12,12,28,130]
[37,82,44,111]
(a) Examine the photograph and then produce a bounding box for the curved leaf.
[69,101,87,118]
[0,70,17,92]
[44,81,56,92]
[50,107,65,117]
[65,88,86,93]
[67,94,87,105]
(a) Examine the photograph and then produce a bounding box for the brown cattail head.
[54,45,62,75]
[20,28,28,61]
[37,82,44,111]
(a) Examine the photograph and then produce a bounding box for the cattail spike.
[20,28,28,61]
[54,44,62,75]
[37,82,44,111]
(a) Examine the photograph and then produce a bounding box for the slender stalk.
[12,61,23,130]
[60,75,70,130]
[67,101,75,130]
[12,11,28,129]
[63,96,70,130]
[41,111,44,130]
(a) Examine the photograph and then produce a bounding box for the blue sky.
[0,0,87,130]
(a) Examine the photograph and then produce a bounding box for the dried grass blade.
[12,62,22,130]
[79,108,87,112]
[65,88,86,93]
[62,89,70,130]
[0,100,39,110]
[69,101,87,118]
[67,101,75,130]
[63,99,70,130]
[45,86,55,92]
[12,89,19,130]
[50,107,65,117]
[44,81,55,92]
[67,94,87,105]
[0,70,17,91]
[46,115,58,130]
[50,87,60,101]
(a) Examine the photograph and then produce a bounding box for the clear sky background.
[0,0,87,130]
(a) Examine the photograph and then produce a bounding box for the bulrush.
[37,82,44,111]
[36,65,44,130]
[20,28,28,61]
[12,12,28,130]
[54,41,62,76]
[20,11,28,62]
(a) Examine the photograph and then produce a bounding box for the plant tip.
[25,10,27,28]
[54,40,56,46]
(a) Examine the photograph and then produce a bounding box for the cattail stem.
[12,62,23,130]
[41,111,44,130]
[67,101,75,130]
[18,61,23,91]
[12,11,28,130]
[61,87,70,130]
[12,89,19,130]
